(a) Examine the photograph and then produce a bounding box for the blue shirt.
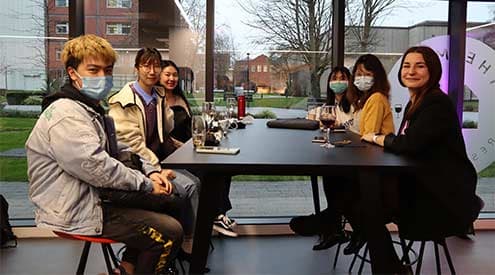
[133,81,157,106]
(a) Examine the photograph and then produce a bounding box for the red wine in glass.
[320,117,336,128]
[394,103,403,118]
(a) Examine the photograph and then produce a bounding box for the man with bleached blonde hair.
[26,34,181,275]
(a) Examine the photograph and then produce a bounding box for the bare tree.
[238,0,332,98]
[181,0,238,93]
[346,0,404,52]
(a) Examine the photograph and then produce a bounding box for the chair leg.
[415,241,426,275]
[310,176,320,214]
[332,242,342,269]
[358,244,369,275]
[101,244,115,275]
[349,251,359,273]
[400,238,412,265]
[209,240,215,253]
[105,244,120,268]
[434,241,442,275]
[439,239,456,275]
[76,241,91,275]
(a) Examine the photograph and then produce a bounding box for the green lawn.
[479,161,495,178]
[0,157,28,181]
[186,93,308,109]
[0,117,37,151]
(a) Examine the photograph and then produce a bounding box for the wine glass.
[394,103,403,119]
[320,105,336,149]
[202,101,216,128]
[226,97,237,120]
[216,111,230,138]
[191,115,206,148]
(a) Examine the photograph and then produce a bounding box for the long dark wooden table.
[162,119,415,274]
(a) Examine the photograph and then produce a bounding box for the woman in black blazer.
[363,46,482,240]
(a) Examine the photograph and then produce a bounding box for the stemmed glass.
[320,105,336,149]
[202,101,216,129]
[394,103,403,119]
[192,115,206,148]
[216,111,230,138]
[226,97,237,120]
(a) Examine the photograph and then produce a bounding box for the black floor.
[1,232,494,274]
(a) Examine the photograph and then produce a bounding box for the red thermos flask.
[237,94,246,119]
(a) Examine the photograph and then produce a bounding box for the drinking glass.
[226,97,237,119]
[202,101,216,128]
[192,115,206,148]
[320,105,336,149]
[394,103,403,119]
[216,111,230,137]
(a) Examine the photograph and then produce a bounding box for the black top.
[384,90,480,239]
[170,105,192,143]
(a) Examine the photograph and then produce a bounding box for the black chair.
[401,238,455,275]
[310,175,321,214]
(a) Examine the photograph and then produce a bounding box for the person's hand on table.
[361,133,385,147]
[149,172,173,195]
[362,133,375,143]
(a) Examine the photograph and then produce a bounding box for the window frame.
[55,22,69,34]
[55,0,68,7]
[106,23,132,35]
[107,0,132,9]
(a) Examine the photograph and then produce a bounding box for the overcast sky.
[215,0,495,55]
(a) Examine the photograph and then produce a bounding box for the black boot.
[312,231,349,251]
[343,232,366,255]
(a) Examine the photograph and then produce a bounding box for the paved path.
[2,178,494,220]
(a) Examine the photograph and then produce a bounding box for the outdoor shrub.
[462,120,477,128]
[253,110,277,119]
[23,96,43,105]
[0,109,40,118]
[463,105,474,112]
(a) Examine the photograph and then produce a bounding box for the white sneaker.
[212,214,238,237]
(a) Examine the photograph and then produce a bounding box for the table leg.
[190,174,227,274]
[359,169,401,273]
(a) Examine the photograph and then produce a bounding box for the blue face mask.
[74,71,113,101]
[329,81,348,94]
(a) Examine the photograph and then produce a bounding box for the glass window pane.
[1,1,69,220]
[55,0,68,7]
[466,1,495,213]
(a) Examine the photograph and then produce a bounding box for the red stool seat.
[54,231,117,244]
[54,231,120,275]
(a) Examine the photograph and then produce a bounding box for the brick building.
[46,0,191,88]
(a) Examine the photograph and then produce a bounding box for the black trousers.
[100,204,184,274]
[320,175,360,233]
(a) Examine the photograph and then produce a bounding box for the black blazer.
[384,89,480,240]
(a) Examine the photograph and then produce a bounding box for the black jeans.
[100,204,184,274]
[322,175,361,233]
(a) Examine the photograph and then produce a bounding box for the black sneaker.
[213,214,238,237]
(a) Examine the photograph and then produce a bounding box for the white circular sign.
[389,36,495,172]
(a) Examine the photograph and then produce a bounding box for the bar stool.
[54,231,119,275]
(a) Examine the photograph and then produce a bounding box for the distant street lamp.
[246,52,250,91]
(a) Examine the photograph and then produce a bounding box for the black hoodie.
[42,82,105,116]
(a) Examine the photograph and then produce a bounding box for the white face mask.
[354,76,374,92]
[74,70,113,101]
